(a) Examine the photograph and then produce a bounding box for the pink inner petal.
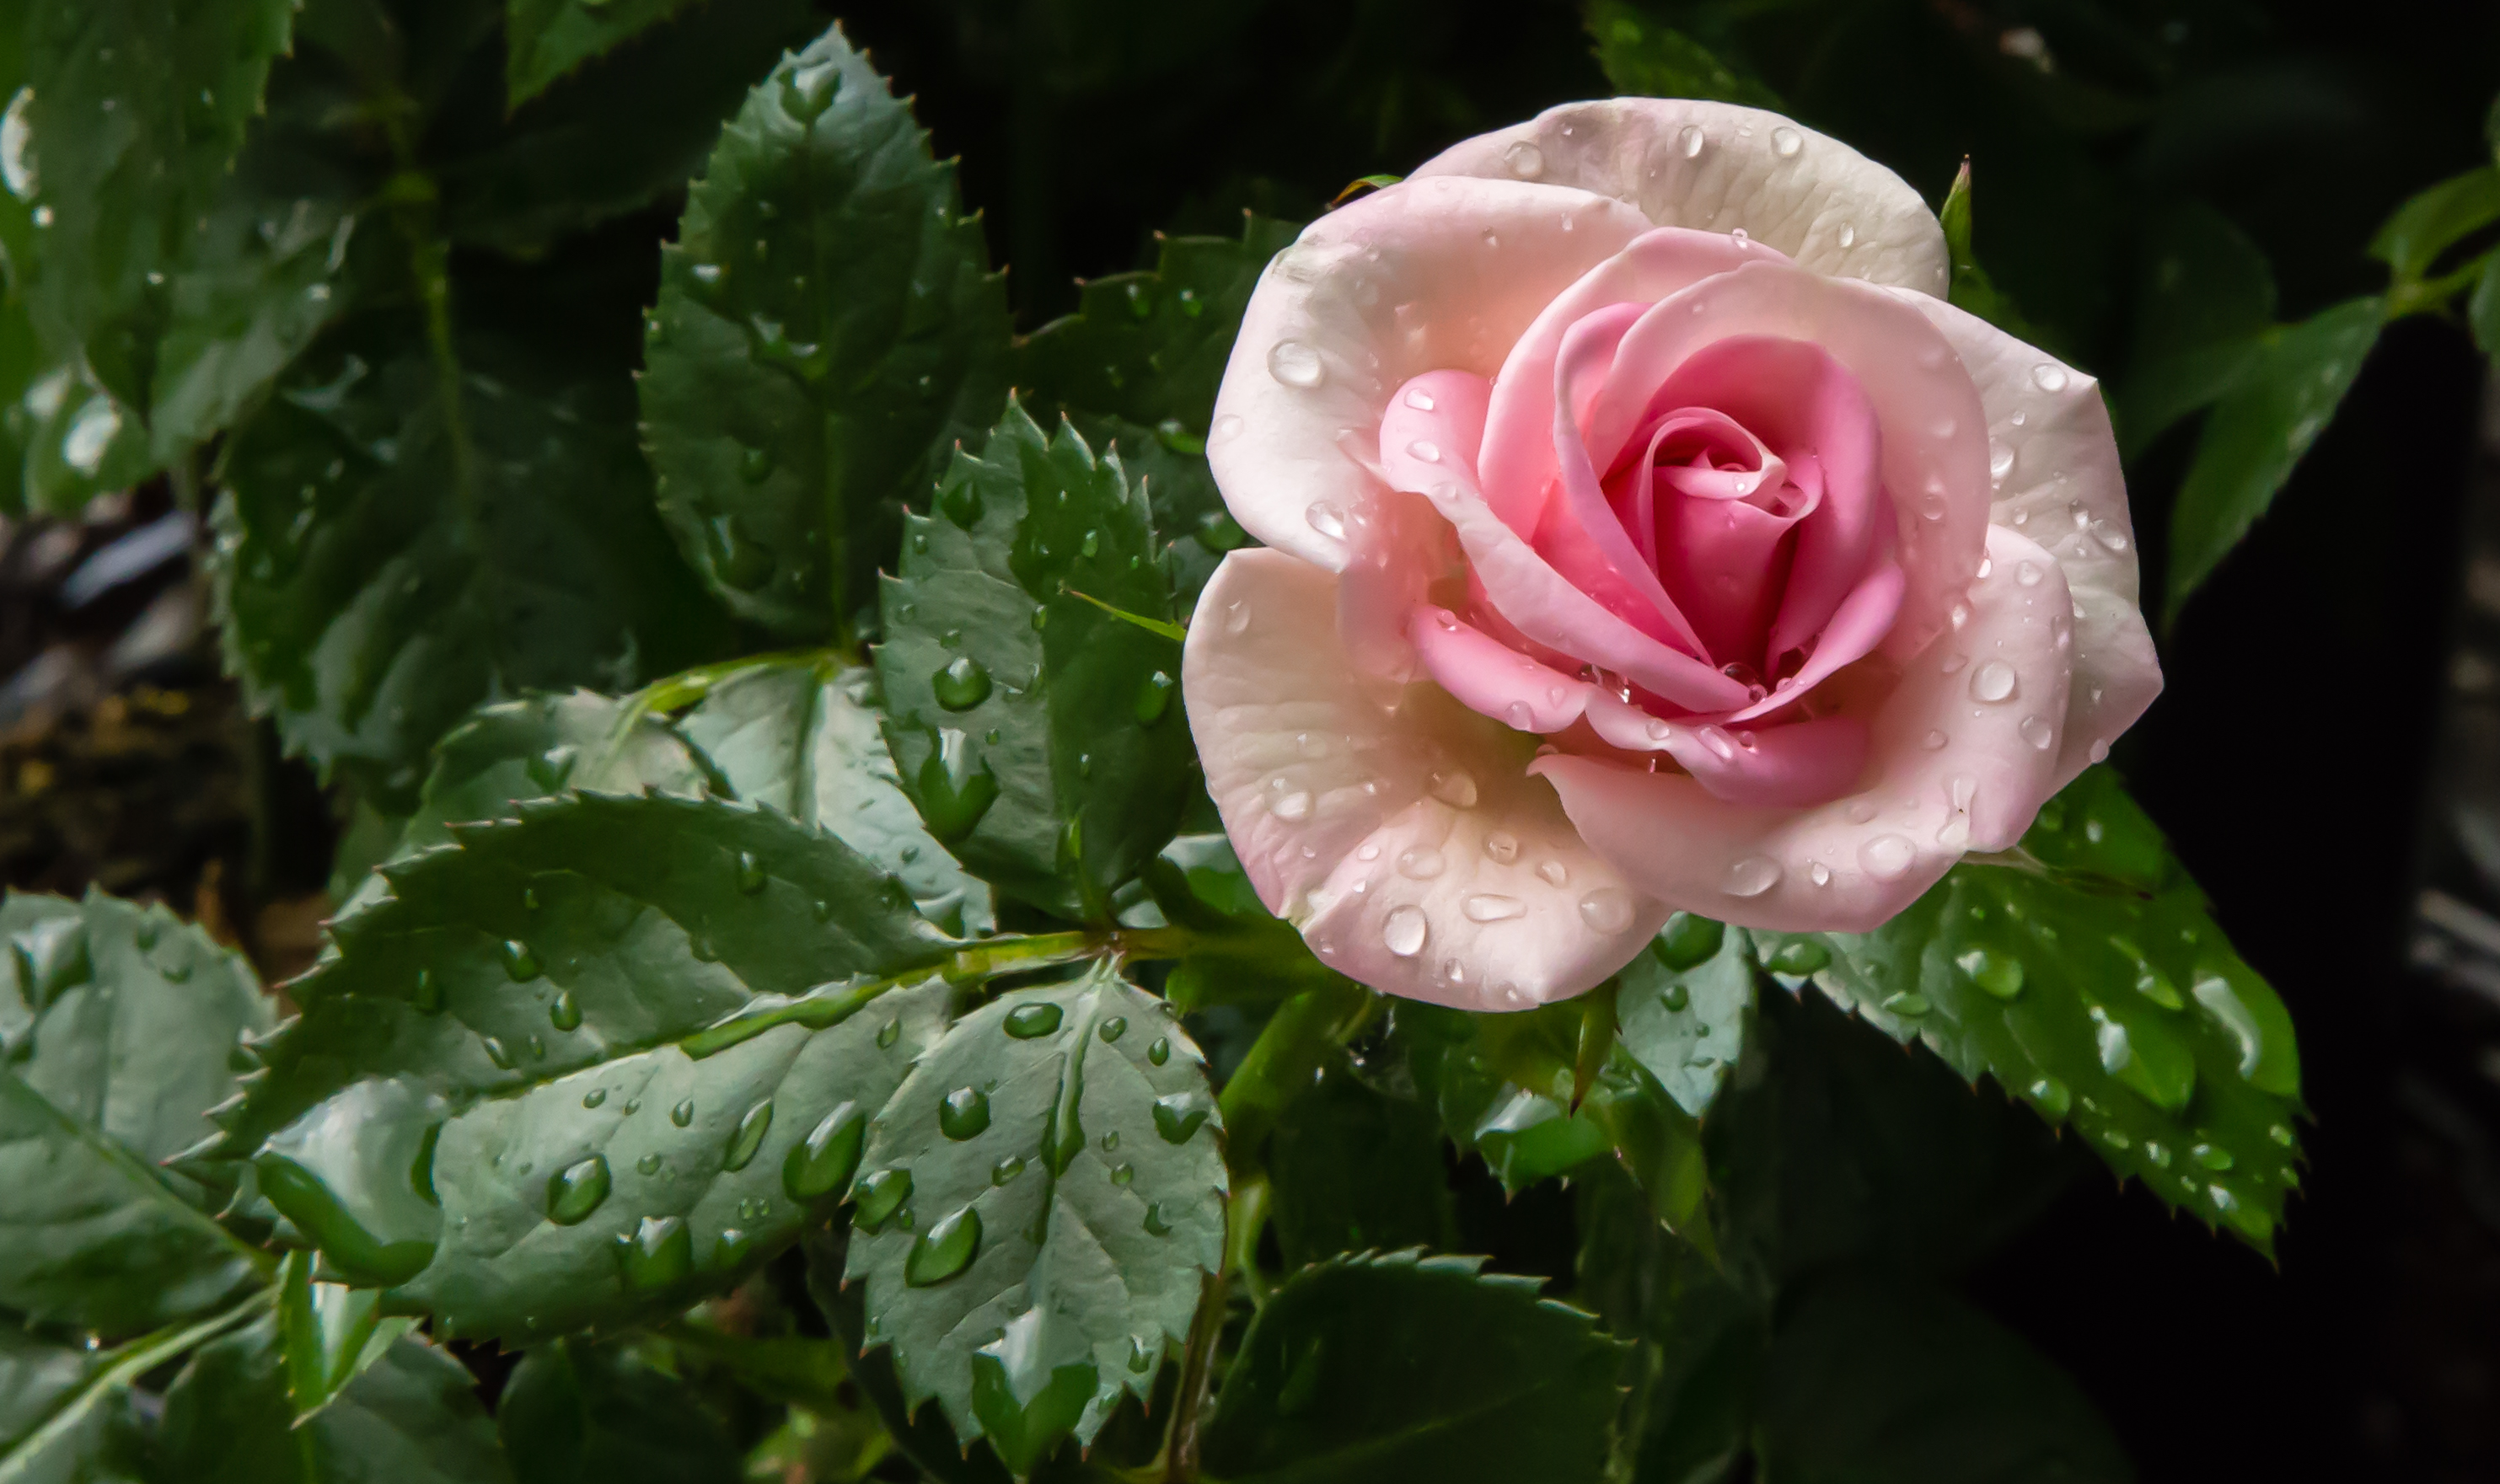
[1408,606,1597,734]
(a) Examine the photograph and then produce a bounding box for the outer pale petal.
[1183,549,1666,1008]
[1531,525,2073,932]
[1208,177,1654,570]
[1895,292,2163,788]
[1413,99,1948,297]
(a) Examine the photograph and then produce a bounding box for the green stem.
[1161,1266,1230,1484]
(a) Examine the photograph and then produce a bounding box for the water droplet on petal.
[1428,769,1478,808]
[1923,729,1949,750]
[1989,441,2015,485]
[1680,124,1707,158]
[1483,831,1518,863]
[1578,888,1634,934]
[1268,340,1323,388]
[1272,790,1312,821]
[2020,714,2056,750]
[1859,833,1917,881]
[1407,439,1440,463]
[1384,905,1429,956]
[1970,659,2018,703]
[1537,860,1568,887]
[1725,856,1781,897]
[1503,139,1545,178]
[1306,501,1346,540]
[1771,126,1802,158]
[1403,388,1436,411]
[2031,363,2070,392]
[1210,413,1244,444]
[1397,845,1445,880]
[1463,894,1524,923]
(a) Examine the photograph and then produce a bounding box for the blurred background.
[6,1,2497,1477]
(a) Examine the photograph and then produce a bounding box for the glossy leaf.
[0,891,273,1336]
[1755,1278,2133,1484]
[1616,911,1755,1119]
[1752,767,2304,1253]
[845,963,1226,1470]
[497,1338,740,1484]
[2117,201,2276,459]
[357,656,990,933]
[505,0,707,108]
[2162,296,2383,624]
[1199,1251,1624,1484]
[877,404,1192,920]
[277,1249,413,1420]
[1585,0,1781,108]
[1266,1053,1457,1267]
[156,1311,515,1484]
[640,20,1012,637]
[12,0,294,418]
[212,315,738,809]
[209,792,957,1337]
[805,1226,1014,1484]
[2367,165,2500,287]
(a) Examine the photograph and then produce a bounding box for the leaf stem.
[1161,1266,1230,1484]
[4,1288,273,1468]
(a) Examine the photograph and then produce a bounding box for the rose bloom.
[1180,100,2159,1011]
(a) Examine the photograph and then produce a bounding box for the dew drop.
[1142,1203,1176,1236]
[940,1086,991,1141]
[1881,991,1932,1016]
[783,1101,866,1200]
[1578,888,1634,934]
[1483,831,1519,863]
[2019,714,2055,751]
[671,1098,695,1128]
[1771,126,1802,158]
[991,1155,1026,1185]
[2193,1143,2234,1171]
[1153,1090,1214,1144]
[1271,790,1312,822]
[736,849,767,893]
[1004,1001,1064,1039]
[2029,1077,2073,1118]
[1210,413,1244,444]
[932,656,992,711]
[1268,340,1324,388]
[412,968,443,1014]
[582,1088,607,1109]
[1809,862,1832,887]
[2090,518,2130,552]
[1537,860,1568,887]
[1859,833,1917,881]
[723,1100,774,1171]
[1503,139,1545,178]
[1384,906,1429,957]
[2031,363,2069,393]
[1463,894,1525,923]
[1956,946,2025,999]
[1988,441,2015,485]
[1427,769,1478,808]
[1923,729,1949,750]
[618,1215,692,1292]
[546,1155,611,1225]
[852,1168,913,1230]
[1135,670,1176,725]
[1680,124,1707,158]
[876,1017,902,1049]
[549,989,582,1031]
[1099,1015,1128,1043]
[500,940,541,981]
[1147,1037,1172,1066]
[1725,856,1781,897]
[1403,388,1437,411]
[636,1152,663,1176]
[1970,659,2018,704]
[1305,501,1346,540]
[1407,439,1441,463]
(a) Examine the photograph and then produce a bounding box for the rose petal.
[1380,369,1753,713]
[1892,290,2162,787]
[1531,524,2073,930]
[1408,605,1598,733]
[1182,549,1663,1006]
[1580,261,1990,668]
[1337,488,1460,683]
[1412,99,1950,297]
[1581,696,1871,806]
[1210,177,1654,570]
[1477,228,1783,533]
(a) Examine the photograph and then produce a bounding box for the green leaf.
[212,314,738,809]
[0,1299,263,1483]
[1750,767,2304,1253]
[13,0,294,418]
[640,20,1012,637]
[156,1310,515,1484]
[2471,250,2500,360]
[1584,0,1781,108]
[211,792,958,1336]
[845,963,1225,1471]
[878,405,1192,920]
[2162,296,2383,625]
[361,656,992,933]
[505,0,707,109]
[1938,163,2054,351]
[805,1226,1013,1484]
[0,891,273,1336]
[2367,165,2500,287]
[1755,1278,2133,1484]
[2116,201,2277,459]
[497,1338,740,1484]
[445,0,820,253]
[1574,1165,1764,1484]
[277,1249,415,1420]
[1615,911,1754,1119]
[1199,1251,1625,1484]
[1266,1053,1456,1267]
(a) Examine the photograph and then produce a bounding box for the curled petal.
[1183,549,1664,1006]
[1582,697,1871,807]
[1413,99,1949,297]
[1894,289,2162,788]
[1380,369,1752,712]
[1532,525,2073,931]
[1408,606,1598,734]
[1210,177,1654,570]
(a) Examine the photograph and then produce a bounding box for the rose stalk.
[1183,99,2161,1010]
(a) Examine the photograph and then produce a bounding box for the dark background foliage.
[5,0,2497,1478]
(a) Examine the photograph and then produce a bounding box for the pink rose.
[1181,100,2160,1010]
